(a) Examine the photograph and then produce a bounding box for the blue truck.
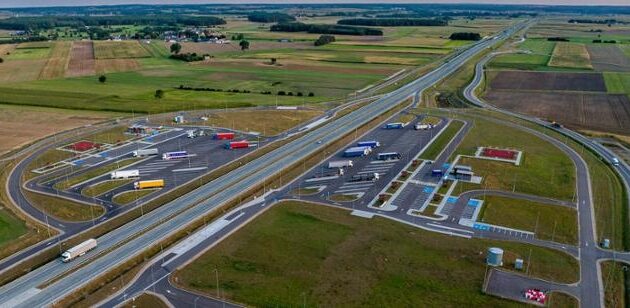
[344,146,371,157]
[357,140,380,148]
[385,122,406,129]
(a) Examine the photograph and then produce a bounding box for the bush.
[449,32,481,41]
[308,92,314,97]
[277,91,286,96]
[169,52,209,62]
[314,35,336,46]
[247,12,295,23]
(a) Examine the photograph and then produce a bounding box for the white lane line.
[335,187,370,193]
[172,167,208,173]
[357,171,385,175]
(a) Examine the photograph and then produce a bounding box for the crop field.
[39,41,71,79]
[489,71,607,92]
[605,72,630,95]
[6,43,51,61]
[66,41,96,77]
[548,42,592,69]
[95,59,141,74]
[528,20,630,42]
[485,91,630,135]
[587,45,630,72]
[93,41,150,59]
[490,38,556,70]
[478,196,578,245]
[0,104,118,155]
[176,201,579,307]
[452,118,575,201]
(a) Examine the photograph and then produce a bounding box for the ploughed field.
[587,45,630,72]
[484,71,630,135]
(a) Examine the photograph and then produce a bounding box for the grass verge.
[601,261,628,308]
[174,201,579,307]
[419,120,464,160]
[82,180,132,198]
[24,190,105,222]
[112,190,157,205]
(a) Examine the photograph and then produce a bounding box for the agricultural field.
[478,196,578,245]
[605,72,630,95]
[93,41,151,59]
[66,41,96,77]
[488,71,606,92]
[0,104,122,156]
[489,39,556,70]
[176,201,579,307]
[39,41,71,79]
[587,45,630,72]
[548,42,592,69]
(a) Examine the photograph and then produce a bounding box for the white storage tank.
[487,247,503,266]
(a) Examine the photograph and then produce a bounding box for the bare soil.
[489,71,607,92]
[66,41,96,77]
[587,45,630,72]
[484,90,630,135]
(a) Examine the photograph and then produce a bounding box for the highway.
[0,20,528,307]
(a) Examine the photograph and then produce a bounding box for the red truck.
[214,132,235,140]
[225,140,249,150]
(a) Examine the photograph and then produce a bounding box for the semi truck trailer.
[357,141,380,148]
[61,239,97,262]
[132,148,158,157]
[377,152,402,160]
[350,173,379,182]
[134,179,165,190]
[225,141,249,150]
[343,146,371,157]
[110,170,140,179]
[214,132,235,140]
[385,122,406,129]
[162,151,189,160]
[328,160,353,168]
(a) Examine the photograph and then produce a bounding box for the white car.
[612,158,620,166]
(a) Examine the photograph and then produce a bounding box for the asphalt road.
[0,21,528,307]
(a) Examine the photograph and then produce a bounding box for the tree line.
[337,18,448,27]
[271,22,382,36]
[0,15,226,31]
[247,12,295,23]
[449,32,481,41]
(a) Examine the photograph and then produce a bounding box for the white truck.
[110,169,140,179]
[61,239,97,262]
[328,160,353,169]
[132,148,158,157]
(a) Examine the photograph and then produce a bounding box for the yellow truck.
[133,179,164,190]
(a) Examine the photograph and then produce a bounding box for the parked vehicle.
[328,160,353,168]
[187,130,196,138]
[110,170,139,179]
[357,141,380,148]
[225,141,249,150]
[377,152,402,160]
[61,239,97,262]
[162,151,189,160]
[313,169,344,178]
[351,173,379,182]
[414,123,433,130]
[343,146,371,157]
[213,132,235,140]
[134,179,165,190]
[132,148,158,157]
[612,158,620,166]
[385,122,406,129]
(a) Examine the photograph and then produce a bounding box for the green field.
[420,120,464,160]
[25,190,104,222]
[82,180,132,198]
[452,118,575,201]
[601,261,627,308]
[6,46,51,61]
[604,72,630,95]
[112,189,156,205]
[176,201,578,307]
[478,196,578,245]
[489,39,556,70]
[0,208,27,249]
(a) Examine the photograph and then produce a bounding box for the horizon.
[1,1,629,9]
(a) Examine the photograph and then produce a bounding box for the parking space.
[286,115,448,206]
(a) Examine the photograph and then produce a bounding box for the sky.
[1,0,629,8]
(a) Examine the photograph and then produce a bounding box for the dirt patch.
[484,90,630,135]
[95,59,140,74]
[0,105,112,155]
[489,71,607,92]
[587,45,630,72]
[66,41,95,77]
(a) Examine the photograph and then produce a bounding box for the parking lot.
[287,114,448,207]
[32,126,265,207]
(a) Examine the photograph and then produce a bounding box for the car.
[317,140,323,144]
[612,158,620,166]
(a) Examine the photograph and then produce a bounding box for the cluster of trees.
[170,53,209,62]
[176,85,314,97]
[449,32,481,41]
[247,12,295,23]
[271,22,382,36]
[337,18,447,27]
[593,39,618,44]
[0,35,48,45]
[0,15,226,31]
[314,35,335,46]
[547,37,570,42]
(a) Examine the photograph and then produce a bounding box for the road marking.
[172,167,208,173]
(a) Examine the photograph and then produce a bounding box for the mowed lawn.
[0,208,27,249]
[604,72,630,95]
[452,118,575,201]
[548,42,592,69]
[479,196,578,245]
[176,201,579,307]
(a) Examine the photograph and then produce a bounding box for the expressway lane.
[0,21,529,307]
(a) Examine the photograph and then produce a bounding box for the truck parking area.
[287,115,448,207]
[29,125,265,209]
